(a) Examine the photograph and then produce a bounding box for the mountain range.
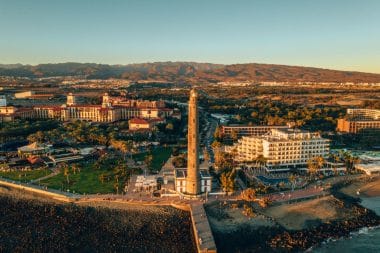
[1,62,380,84]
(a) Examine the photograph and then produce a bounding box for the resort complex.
[0,93,173,123]
[337,108,380,133]
[226,128,330,170]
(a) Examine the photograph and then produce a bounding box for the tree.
[62,163,70,184]
[213,127,223,140]
[342,152,360,172]
[114,182,119,194]
[203,148,210,163]
[243,204,255,217]
[241,188,256,201]
[220,169,236,194]
[145,154,153,171]
[307,156,325,178]
[99,174,106,184]
[165,123,174,131]
[230,130,238,142]
[288,174,297,191]
[71,164,80,174]
[254,155,267,168]
[258,197,272,208]
[172,155,187,168]
[307,158,317,178]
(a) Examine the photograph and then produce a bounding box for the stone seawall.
[0,179,217,253]
[0,179,75,202]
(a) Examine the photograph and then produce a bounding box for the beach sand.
[262,196,354,230]
[340,175,380,198]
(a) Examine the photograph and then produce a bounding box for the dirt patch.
[262,196,353,230]
[205,201,275,233]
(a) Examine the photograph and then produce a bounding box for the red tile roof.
[129,118,150,124]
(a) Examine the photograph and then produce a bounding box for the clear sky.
[0,0,379,73]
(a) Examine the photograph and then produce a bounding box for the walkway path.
[30,167,60,183]
[190,202,217,253]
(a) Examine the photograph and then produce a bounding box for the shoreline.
[0,188,197,253]
[207,177,380,252]
[269,180,380,251]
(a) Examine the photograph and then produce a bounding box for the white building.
[174,169,212,194]
[14,91,35,99]
[0,95,7,106]
[227,128,330,170]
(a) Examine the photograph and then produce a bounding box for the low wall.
[190,203,217,253]
[0,179,75,202]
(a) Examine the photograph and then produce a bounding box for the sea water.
[313,226,380,253]
[314,197,380,253]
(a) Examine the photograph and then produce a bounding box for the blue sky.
[0,0,379,73]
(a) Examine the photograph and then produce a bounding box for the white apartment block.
[346,108,380,120]
[227,128,330,168]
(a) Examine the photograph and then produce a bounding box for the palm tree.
[71,164,80,174]
[62,163,70,184]
[241,188,256,201]
[316,156,325,171]
[220,169,236,194]
[145,154,153,172]
[114,182,119,195]
[288,174,297,191]
[307,158,317,179]
[203,148,210,163]
[99,174,105,184]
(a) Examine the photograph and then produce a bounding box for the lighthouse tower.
[186,89,201,195]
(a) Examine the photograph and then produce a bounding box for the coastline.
[0,186,196,253]
[206,176,380,253]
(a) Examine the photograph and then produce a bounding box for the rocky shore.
[207,180,380,253]
[0,190,196,253]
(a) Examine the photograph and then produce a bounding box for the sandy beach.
[340,175,380,198]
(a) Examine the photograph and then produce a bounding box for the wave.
[312,225,380,252]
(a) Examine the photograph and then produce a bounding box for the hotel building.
[337,108,380,134]
[0,96,34,122]
[227,128,330,170]
[221,125,288,138]
[33,93,173,123]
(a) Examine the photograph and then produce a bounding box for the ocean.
[314,197,380,253]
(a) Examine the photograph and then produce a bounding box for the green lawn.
[133,147,172,171]
[40,163,115,194]
[39,147,172,194]
[0,168,51,182]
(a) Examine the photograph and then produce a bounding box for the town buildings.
[226,128,330,170]
[1,93,174,123]
[128,118,165,131]
[337,108,380,134]
[221,125,288,139]
[0,96,34,122]
[174,169,212,194]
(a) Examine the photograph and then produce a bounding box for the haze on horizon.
[0,0,379,74]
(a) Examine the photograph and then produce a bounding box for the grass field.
[0,168,51,182]
[39,147,172,194]
[40,162,115,194]
[133,147,172,171]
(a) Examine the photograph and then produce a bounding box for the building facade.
[221,125,289,138]
[337,108,380,134]
[0,96,34,122]
[175,169,212,194]
[227,128,330,169]
[33,93,173,123]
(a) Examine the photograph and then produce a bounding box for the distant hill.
[1,62,380,84]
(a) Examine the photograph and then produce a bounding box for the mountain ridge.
[0,61,379,83]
